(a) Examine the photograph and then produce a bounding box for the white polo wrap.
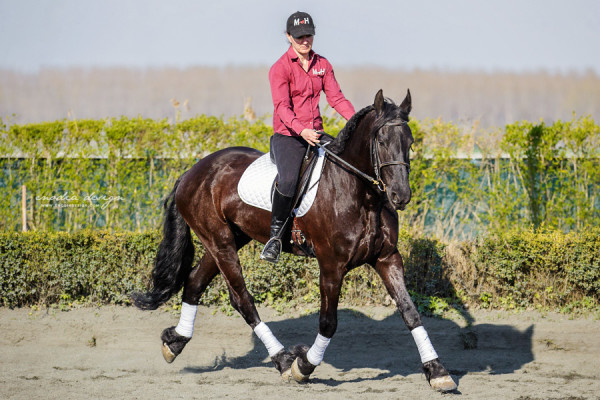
[175,302,198,338]
[254,322,285,357]
[306,333,331,366]
[411,326,438,363]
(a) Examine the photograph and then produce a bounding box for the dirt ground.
[1,305,599,400]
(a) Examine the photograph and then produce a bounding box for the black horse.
[133,90,457,392]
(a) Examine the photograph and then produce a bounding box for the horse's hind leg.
[375,252,457,392]
[208,246,296,375]
[160,253,219,363]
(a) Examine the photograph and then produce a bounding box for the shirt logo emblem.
[312,68,325,76]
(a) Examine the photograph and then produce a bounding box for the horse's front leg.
[374,250,457,392]
[287,266,345,382]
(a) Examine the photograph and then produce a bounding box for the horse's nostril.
[391,192,400,204]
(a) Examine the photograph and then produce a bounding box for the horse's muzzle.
[388,189,411,211]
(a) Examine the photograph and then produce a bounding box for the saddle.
[237,144,328,256]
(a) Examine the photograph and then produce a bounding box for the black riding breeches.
[269,133,309,197]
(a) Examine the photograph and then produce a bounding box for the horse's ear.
[374,89,384,115]
[400,89,412,114]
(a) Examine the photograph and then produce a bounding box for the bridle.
[372,119,411,191]
[316,118,410,193]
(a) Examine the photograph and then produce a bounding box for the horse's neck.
[339,117,375,176]
[326,119,382,208]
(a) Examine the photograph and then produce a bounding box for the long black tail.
[131,176,195,310]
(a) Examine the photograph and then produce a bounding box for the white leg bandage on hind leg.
[306,333,331,366]
[411,326,439,363]
[254,322,284,357]
[175,302,198,338]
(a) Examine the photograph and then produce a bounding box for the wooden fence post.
[22,185,27,232]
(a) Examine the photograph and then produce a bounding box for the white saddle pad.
[237,148,326,217]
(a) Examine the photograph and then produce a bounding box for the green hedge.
[1,229,598,313]
[0,115,276,232]
[458,228,600,311]
[1,114,599,239]
[405,116,600,239]
[0,231,159,307]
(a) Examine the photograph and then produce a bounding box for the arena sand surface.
[1,305,599,400]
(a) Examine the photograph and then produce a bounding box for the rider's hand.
[300,129,321,146]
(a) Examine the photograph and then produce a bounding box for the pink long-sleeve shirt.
[269,46,355,136]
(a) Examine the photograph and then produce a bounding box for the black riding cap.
[286,11,315,38]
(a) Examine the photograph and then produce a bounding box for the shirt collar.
[286,46,314,63]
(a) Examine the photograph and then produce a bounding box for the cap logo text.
[294,17,310,26]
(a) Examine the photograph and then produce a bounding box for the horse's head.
[372,89,413,210]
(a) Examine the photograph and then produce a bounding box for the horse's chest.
[342,209,389,259]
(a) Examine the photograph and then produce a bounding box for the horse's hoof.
[280,367,293,382]
[289,344,316,376]
[429,375,457,392]
[160,326,191,364]
[271,349,296,375]
[290,358,310,383]
[162,342,177,363]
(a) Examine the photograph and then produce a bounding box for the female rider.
[261,11,356,263]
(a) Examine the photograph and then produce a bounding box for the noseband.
[316,118,410,193]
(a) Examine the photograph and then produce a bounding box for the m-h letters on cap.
[294,17,310,26]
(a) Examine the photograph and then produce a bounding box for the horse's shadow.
[181,308,534,387]
[181,235,535,386]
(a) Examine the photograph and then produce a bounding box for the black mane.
[326,105,374,154]
[327,99,406,155]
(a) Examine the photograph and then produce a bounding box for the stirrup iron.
[261,237,283,263]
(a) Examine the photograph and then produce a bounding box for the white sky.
[1,0,599,73]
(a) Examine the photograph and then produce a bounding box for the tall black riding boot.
[260,187,295,263]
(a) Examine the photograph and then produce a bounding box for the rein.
[316,119,410,192]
